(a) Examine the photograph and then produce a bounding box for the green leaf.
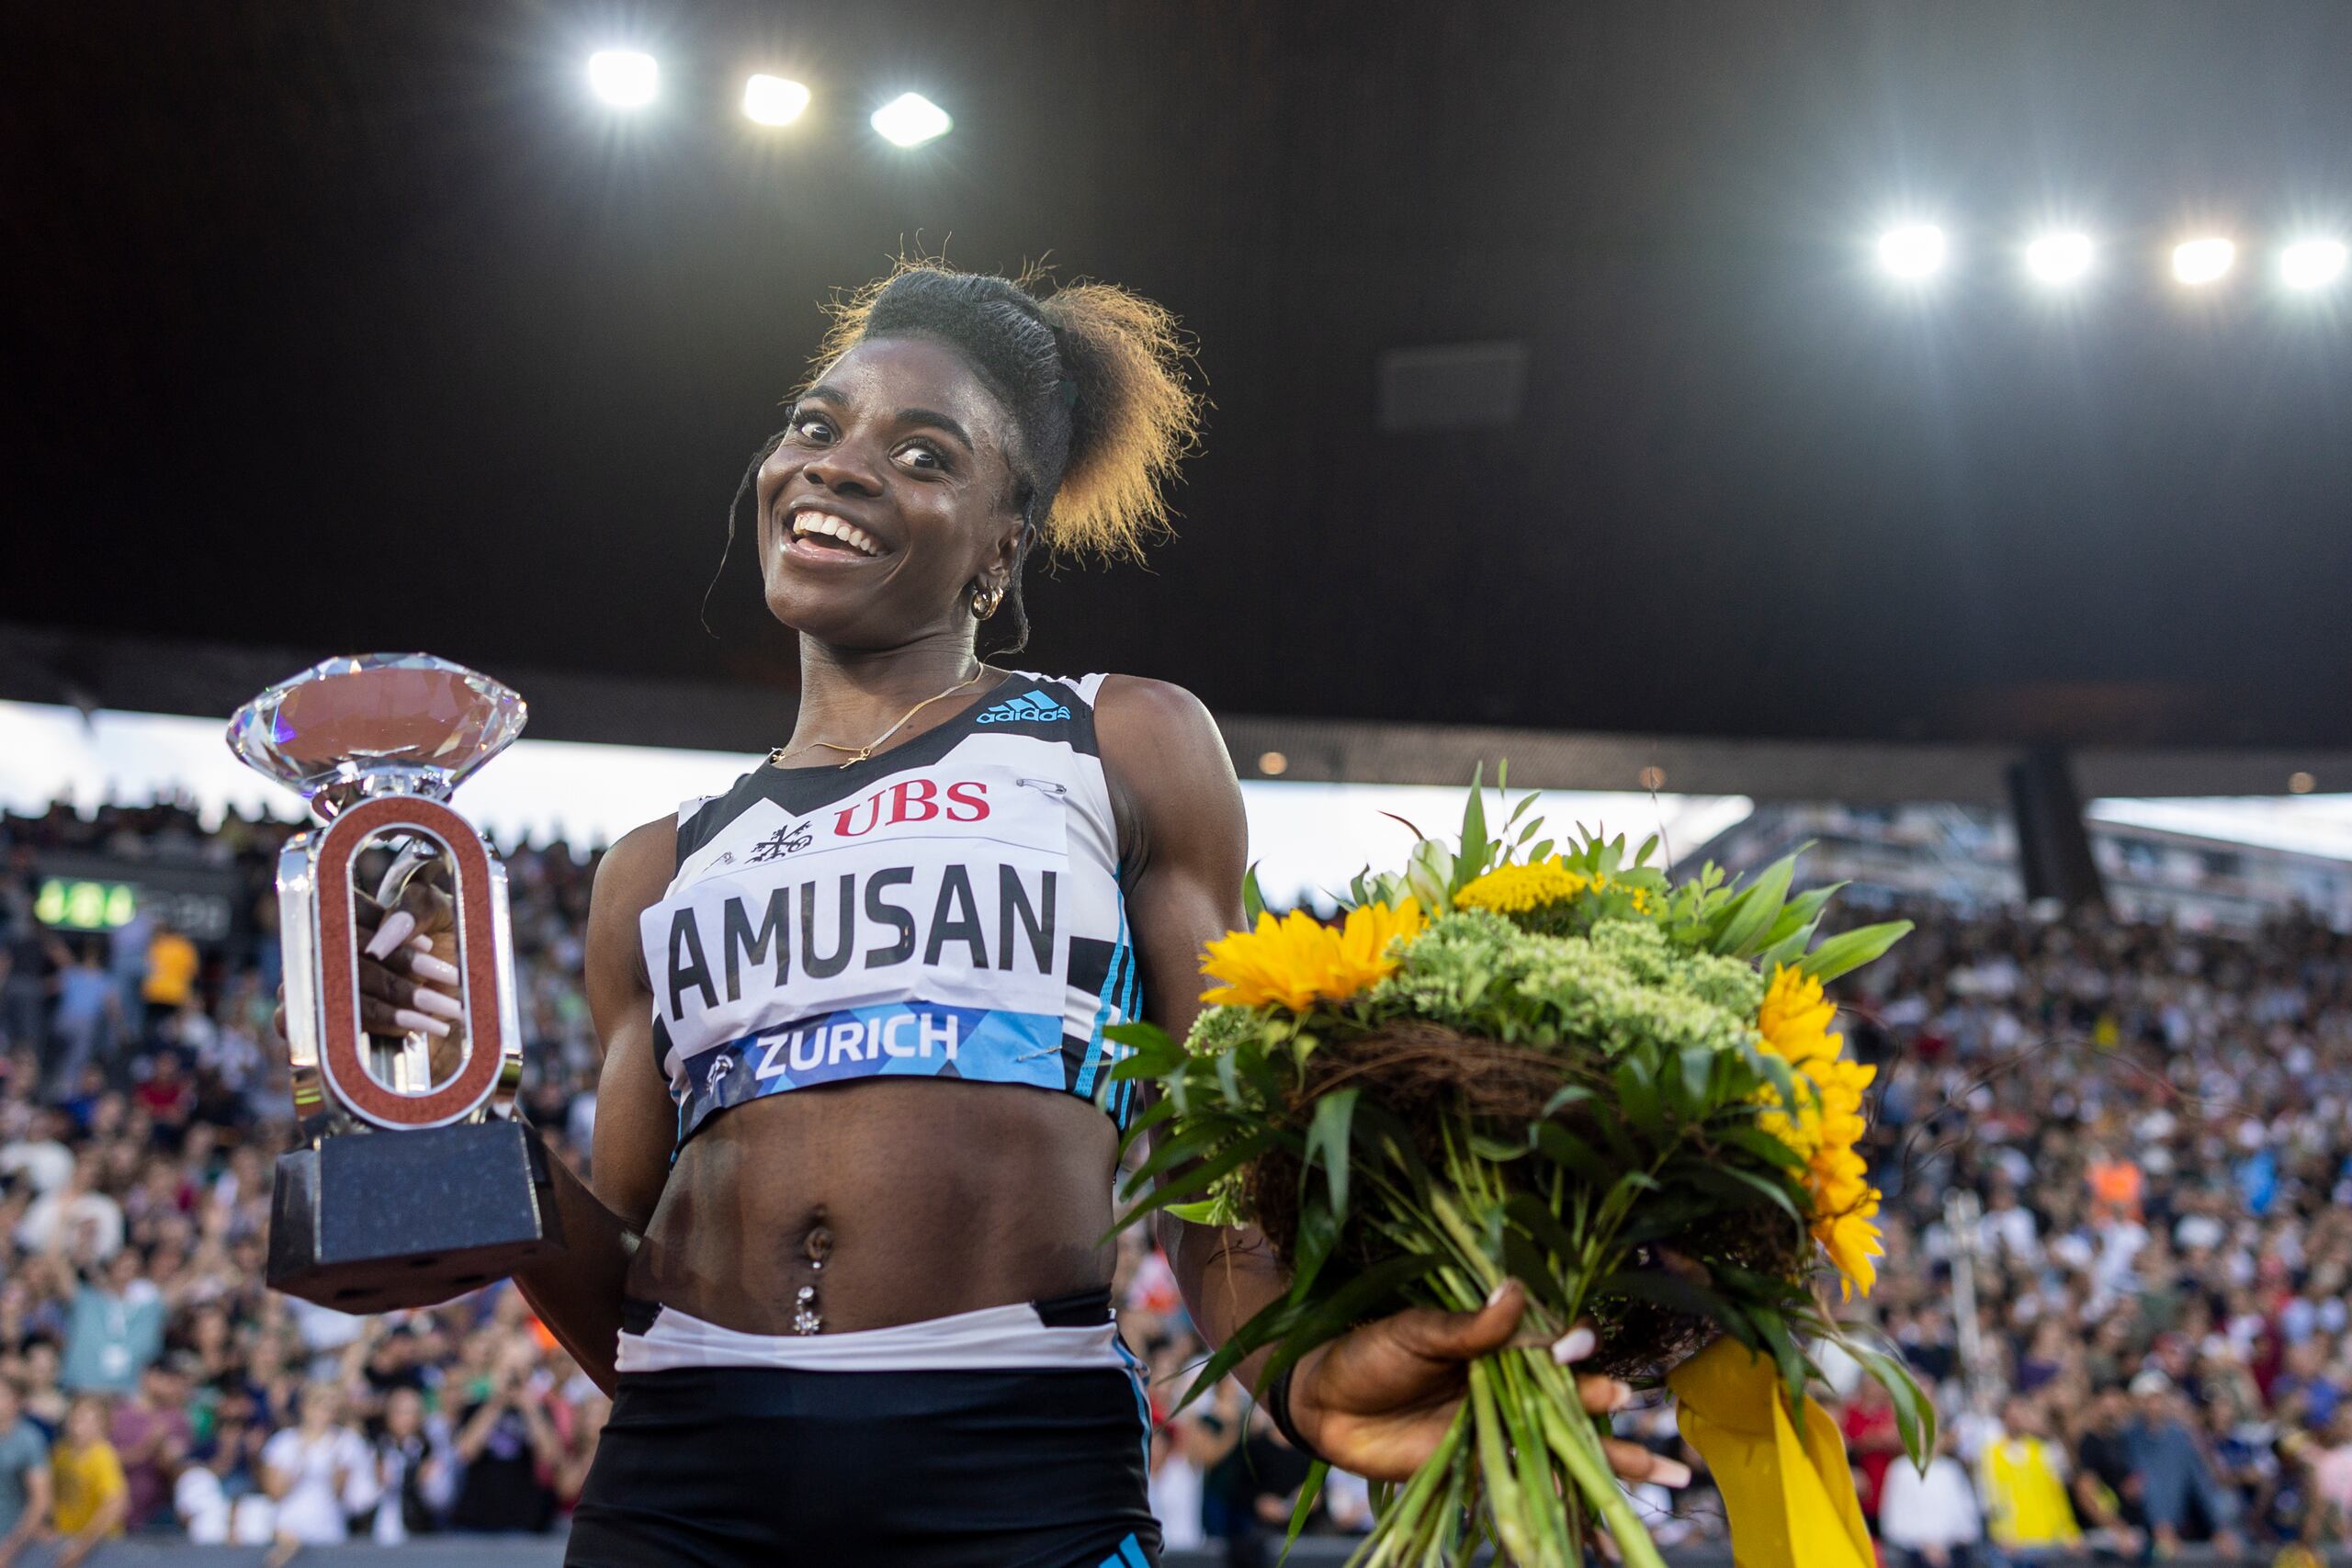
[1502,1232,1568,1312]
[1531,1123,1614,1186]
[1613,1059,1664,1140]
[1714,1124,1808,1170]
[1716,855,1794,956]
[1303,1088,1361,1224]
[1502,1191,1584,1268]
[1799,919,1914,984]
[1258,1254,1442,1385]
[1674,1046,1717,1121]
[1282,1461,1329,1559]
[1103,1020,1183,1074]
[1845,1339,1939,1472]
[1688,1164,1805,1227]
[1122,1123,1278,1212]
[1752,1049,1799,1114]
[1538,1084,1595,1120]
[1613,1192,1721,1248]
[1460,761,1490,883]
[1466,1132,1532,1162]
[1241,863,1267,926]
[1287,1202,1339,1301]
[1162,1197,1227,1224]
[1752,1310,1813,1413]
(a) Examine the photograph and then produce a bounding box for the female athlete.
[345,262,1683,1564]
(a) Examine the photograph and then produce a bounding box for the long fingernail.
[1552,1326,1597,1364]
[366,911,416,959]
[408,933,435,952]
[1487,1280,1510,1308]
[412,989,464,1022]
[392,1009,451,1039]
[409,953,461,987]
[1609,1380,1634,1412]
[1652,1458,1692,1488]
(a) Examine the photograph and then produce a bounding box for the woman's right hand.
[268,877,465,1047]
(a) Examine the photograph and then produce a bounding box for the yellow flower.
[1454,859,1653,917]
[1199,899,1424,1012]
[1455,859,1591,914]
[1756,965,1883,1299]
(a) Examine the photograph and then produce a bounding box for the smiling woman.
[320,260,1665,1568]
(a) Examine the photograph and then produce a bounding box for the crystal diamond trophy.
[228,653,562,1311]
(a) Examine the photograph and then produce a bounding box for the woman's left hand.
[1285,1279,1694,1489]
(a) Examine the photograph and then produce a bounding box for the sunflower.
[1756,965,1883,1298]
[1199,898,1424,1012]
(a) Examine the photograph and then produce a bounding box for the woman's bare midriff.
[623,1077,1122,1335]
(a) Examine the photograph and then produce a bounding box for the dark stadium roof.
[9,2,2352,757]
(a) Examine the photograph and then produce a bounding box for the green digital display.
[35,878,139,931]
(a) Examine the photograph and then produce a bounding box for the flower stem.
[1525,1350,1671,1568]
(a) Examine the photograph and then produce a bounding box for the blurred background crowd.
[8,797,2352,1564]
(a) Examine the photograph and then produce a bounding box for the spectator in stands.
[2126,1370,2245,1556]
[357,1385,452,1543]
[43,942,117,1102]
[55,1239,164,1396]
[1877,1424,1983,1568]
[2079,1382,2154,1561]
[449,1337,560,1533]
[258,1380,369,1560]
[1977,1395,2079,1560]
[108,1357,192,1532]
[137,920,198,1049]
[0,1379,52,1568]
[173,1404,273,1547]
[47,1393,127,1566]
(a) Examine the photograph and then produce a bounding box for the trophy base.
[268,1117,564,1313]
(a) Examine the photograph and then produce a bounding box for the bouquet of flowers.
[1111,773,1933,1567]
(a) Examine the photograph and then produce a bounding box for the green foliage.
[1117,765,1929,1566]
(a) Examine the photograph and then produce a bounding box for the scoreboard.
[33,852,241,944]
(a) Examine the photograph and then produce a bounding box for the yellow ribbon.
[1665,1339,1872,1568]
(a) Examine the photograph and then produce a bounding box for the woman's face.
[755,335,1024,650]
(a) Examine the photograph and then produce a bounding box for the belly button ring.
[794,1227,830,1336]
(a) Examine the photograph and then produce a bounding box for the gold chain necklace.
[768,668,989,770]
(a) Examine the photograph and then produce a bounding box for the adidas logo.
[976,688,1072,725]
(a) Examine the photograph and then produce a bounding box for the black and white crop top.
[639,672,1146,1147]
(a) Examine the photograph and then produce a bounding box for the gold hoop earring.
[972,582,1004,619]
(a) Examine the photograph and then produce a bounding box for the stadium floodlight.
[587,50,658,108]
[871,93,951,148]
[742,74,811,127]
[1875,224,1948,281]
[2171,237,2235,286]
[2279,239,2348,291]
[2024,231,2096,286]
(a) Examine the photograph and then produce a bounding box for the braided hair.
[712,260,1202,654]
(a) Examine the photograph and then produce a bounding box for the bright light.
[2024,231,2096,285]
[1875,224,1948,281]
[741,74,811,126]
[2280,239,2348,291]
[2171,237,2235,286]
[586,50,658,108]
[871,93,951,148]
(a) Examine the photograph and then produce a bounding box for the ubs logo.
[833,778,990,838]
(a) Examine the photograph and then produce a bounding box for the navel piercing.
[794,1227,831,1335]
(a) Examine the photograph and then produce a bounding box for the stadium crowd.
[6,796,2352,1563]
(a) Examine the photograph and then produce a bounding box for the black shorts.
[566,1363,1161,1568]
